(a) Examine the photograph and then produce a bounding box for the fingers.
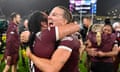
[87,48,97,57]
[97,51,104,57]
[20,31,30,43]
[26,47,31,58]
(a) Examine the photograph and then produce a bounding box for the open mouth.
[49,22,53,26]
[48,20,54,27]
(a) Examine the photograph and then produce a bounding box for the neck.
[41,27,47,31]
[13,20,17,25]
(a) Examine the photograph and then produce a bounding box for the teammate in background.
[3,12,21,72]
[86,24,119,72]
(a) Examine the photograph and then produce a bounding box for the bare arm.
[26,47,71,72]
[79,39,85,60]
[20,23,80,43]
[97,46,119,57]
[58,23,80,39]
[84,39,98,57]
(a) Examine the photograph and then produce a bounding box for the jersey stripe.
[58,45,72,52]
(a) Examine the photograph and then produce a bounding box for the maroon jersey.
[5,22,20,56]
[32,27,58,72]
[58,36,80,72]
[33,27,57,58]
[4,22,20,65]
[87,31,116,62]
[32,27,80,72]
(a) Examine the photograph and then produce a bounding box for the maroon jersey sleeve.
[58,36,80,52]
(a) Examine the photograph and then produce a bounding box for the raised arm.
[58,23,80,39]
[97,46,120,57]
[20,23,80,43]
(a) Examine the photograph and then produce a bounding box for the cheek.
[54,19,64,25]
[17,18,21,21]
[116,27,120,29]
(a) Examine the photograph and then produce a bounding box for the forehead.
[83,18,90,21]
[16,14,21,17]
[50,7,64,14]
[103,25,112,31]
[104,25,111,28]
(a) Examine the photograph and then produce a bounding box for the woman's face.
[48,7,67,27]
[83,18,91,28]
[102,25,112,34]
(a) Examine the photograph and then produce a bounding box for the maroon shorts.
[5,53,19,65]
[4,48,19,65]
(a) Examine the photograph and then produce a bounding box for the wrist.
[28,51,32,58]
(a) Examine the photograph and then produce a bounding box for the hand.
[20,31,30,43]
[87,48,97,57]
[26,47,31,58]
[85,40,92,47]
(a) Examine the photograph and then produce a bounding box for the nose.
[47,16,54,27]
[48,15,53,20]
[48,16,53,23]
[105,30,109,33]
[48,16,51,20]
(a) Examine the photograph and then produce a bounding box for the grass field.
[0,52,87,72]
[0,51,30,72]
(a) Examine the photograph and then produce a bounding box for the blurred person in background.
[18,18,29,67]
[80,16,93,72]
[86,24,119,72]
[112,22,120,72]
[80,16,92,42]
[3,12,21,72]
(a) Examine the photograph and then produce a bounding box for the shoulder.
[61,36,74,41]
[87,31,95,38]
[111,33,117,40]
[59,36,80,50]
[7,23,16,32]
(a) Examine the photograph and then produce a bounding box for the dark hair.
[28,11,47,33]
[28,11,48,48]
[104,18,111,24]
[10,12,19,21]
[56,6,73,24]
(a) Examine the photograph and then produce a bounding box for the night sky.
[0,0,69,18]
[0,0,120,18]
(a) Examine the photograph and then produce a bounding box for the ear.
[64,19,68,24]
